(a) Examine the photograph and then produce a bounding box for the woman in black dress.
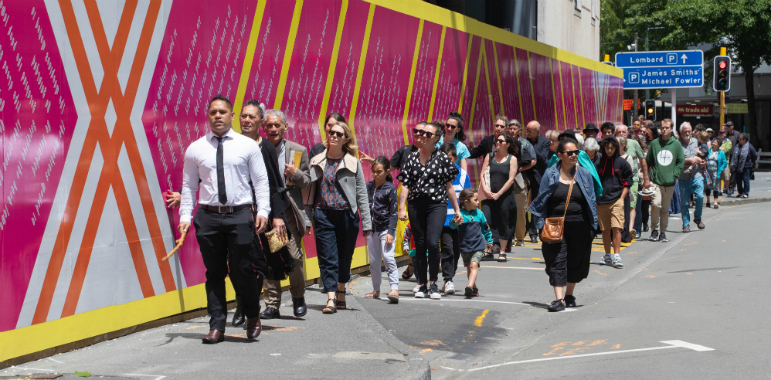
[529,139,598,312]
[479,133,519,262]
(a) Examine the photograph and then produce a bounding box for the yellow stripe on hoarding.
[273,0,304,110]
[491,42,505,116]
[457,35,473,113]
[317,0,350,141]
[348,3,377,149]
[426,26,446,121]
[512,47,524,121]
[527,51,537,120]
[401,19,425,145]
[232,0,268,132]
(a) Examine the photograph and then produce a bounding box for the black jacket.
[468,134,523,161]
[526,134,551,185]
[258,138,295,281]
[595,136,633,205]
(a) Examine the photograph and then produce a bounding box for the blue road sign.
[615,50,704,89]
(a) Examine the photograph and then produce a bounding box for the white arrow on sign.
[467,340,715,371]
[681,54,689,64]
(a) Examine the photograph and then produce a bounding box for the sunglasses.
[564,150,580,157]
[446,124,458,130]
[495,139,507,144]
[328,131,346,138]
[413,129,436,138]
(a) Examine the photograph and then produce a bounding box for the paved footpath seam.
[346,295,432,380]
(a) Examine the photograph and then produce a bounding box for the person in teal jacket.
[705,137,727,208]
[547,130,603,197]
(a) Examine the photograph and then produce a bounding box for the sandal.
[472,287,479,297]
[336,290,347,309]
[401,265,413,280]
[497,253,507,262]
[365,291,381,299]
[387,291,399,304]
[322,298,337,314]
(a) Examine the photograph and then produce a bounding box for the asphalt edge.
[346,294,431,380]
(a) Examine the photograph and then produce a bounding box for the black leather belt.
[200,204,252,214]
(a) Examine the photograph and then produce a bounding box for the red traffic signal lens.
[718,61,728,70]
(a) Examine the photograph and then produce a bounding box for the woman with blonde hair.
[307,121,372,314]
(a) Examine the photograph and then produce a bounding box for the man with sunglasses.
[468,115,516,160]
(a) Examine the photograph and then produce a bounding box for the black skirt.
[541,221,593,286]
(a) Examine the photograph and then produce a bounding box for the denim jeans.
[408,199,446,285]
[314,208,360,292]
[737,170,751,196]
[680,177,704,227]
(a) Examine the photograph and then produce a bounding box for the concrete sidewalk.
[3,288,429,380]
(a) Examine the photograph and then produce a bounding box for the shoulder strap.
[562,176,575,219]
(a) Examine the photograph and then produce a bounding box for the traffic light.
[713,56,731,92]
[645,99,656,121]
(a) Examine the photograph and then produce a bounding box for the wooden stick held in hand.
[162,229,188,261]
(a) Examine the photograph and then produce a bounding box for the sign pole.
[719,46,727,126]
[632,33,639,122]
[671,89,677,129]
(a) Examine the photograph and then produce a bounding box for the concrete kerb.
[716,196,771,207]
[345,294,431,380]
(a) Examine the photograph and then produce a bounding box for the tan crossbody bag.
[540,179,574,244]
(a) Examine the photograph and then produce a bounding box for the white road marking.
[468,340,714,371]
[47,357,64,363]
[124,375,166,380]
[398,298,577,311]
[12,367,56,372]
[660,340,715,352]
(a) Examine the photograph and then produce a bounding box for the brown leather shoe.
[246,317,262,340]
[202,329,224,344]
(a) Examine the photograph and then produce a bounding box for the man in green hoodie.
[645,119,685,243]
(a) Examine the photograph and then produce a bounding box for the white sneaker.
[444,281,455,294]
[413,284,422,293]
[415,285,427,298]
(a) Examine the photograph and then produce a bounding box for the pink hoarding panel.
[0,0,622,344]
[141,0,255,287]
[431,28,469,123]
[353,6,419,180]
[529,52,556,130]
[514,48,535,124]
[0,1,78,331]
[496,43,521,123]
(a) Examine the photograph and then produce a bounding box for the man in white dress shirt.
[179,95,270,343]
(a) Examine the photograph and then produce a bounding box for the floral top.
[397,150,459,202]
[314,157,350,210]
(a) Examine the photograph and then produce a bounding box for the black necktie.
[214,136,227,205]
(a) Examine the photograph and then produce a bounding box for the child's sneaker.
[429,283,441,299]
[612,254,624,268]
[444,281,455,294]
[414,285,427,298]
[464,286,473,299]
